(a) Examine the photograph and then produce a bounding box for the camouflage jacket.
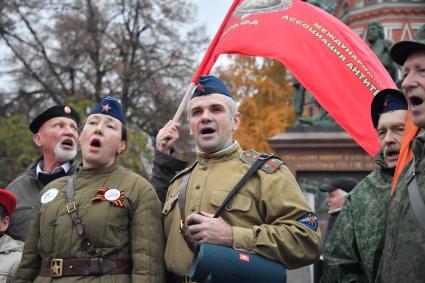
[378,131,425,283]
[322,151,393,283]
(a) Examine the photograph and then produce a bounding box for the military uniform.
[321,152,392,283]
[378,131,425,283]
[6,158,77,241]
[16,162,166,283]
[157,142,321,276]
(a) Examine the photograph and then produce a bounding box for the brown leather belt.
[39,258,131,277]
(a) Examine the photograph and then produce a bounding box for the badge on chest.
[92,186,127,207]
[41,188,59,204]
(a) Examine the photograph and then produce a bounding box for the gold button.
[226,204,232,209]
[195,185,201,190]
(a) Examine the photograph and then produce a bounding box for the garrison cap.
[192,75,232,99]
[90,96,126,125]
[0,189,17,216]
[371,88,407,129]
[320,177,357,193]
[391,24,425,66]
[29,105,80,134]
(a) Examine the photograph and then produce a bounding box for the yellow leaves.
[217,55,295,152]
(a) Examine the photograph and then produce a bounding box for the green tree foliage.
[217,56,295,152]
[0,98,151,186]
[121,124,152,178]
[0,115,38,187]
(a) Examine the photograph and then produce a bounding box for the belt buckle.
[50,258,63,277]
[66,202,76,213]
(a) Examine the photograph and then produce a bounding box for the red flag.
[194,0,397,156]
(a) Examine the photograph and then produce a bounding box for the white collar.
[36,160,71,177]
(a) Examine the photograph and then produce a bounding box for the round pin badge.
[105,189,120,201]
[41,188,59,204]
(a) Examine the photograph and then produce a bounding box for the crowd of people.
[0,23,424,283]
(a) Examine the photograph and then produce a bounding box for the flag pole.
[192,0,242,82]
[161,0,241,147]
[171,0,242,123]
[172,82,196,122]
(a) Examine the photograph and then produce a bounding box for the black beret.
[371,88,407,129]
[320,177,357,193]
[29,105,80,133]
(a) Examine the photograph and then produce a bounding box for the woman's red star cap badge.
[102,104,111,113]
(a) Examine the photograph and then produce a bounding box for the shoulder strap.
[170,161,197,184]
[176,153,274,250]
[177,172,194,250]
[240,150,284,174]
[407,158,425,230]
[214,153,274,218]
[66,176,98,256]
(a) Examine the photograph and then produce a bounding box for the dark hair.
[122,124,128,142]
[0,204,7,219]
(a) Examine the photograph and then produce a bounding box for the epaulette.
[240,150,284,174]
[169,161,198,184]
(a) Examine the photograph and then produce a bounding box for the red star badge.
[306,214,317,225]
[102,104,110,113]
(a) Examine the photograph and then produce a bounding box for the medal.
[92,187,127,207]
[41,188,59,204]
[105,189,120,201]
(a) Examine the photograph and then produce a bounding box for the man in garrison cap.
[151,75,321,282]
[322,88,407,283]
[378,24,425,283]
[6,105,80,241]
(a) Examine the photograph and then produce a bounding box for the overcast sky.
[0,1,235,91]
[191,0,233,70]
[193,0,233,37]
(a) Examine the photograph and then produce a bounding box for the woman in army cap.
[16,97,166,283]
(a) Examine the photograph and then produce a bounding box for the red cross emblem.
[102,104,110,113]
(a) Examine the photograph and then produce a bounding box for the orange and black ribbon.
[92,187,127,207]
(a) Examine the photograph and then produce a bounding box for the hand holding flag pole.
[160,0,243,148]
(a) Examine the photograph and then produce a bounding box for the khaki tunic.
[16,163,166,283]
[162,143,321,275]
